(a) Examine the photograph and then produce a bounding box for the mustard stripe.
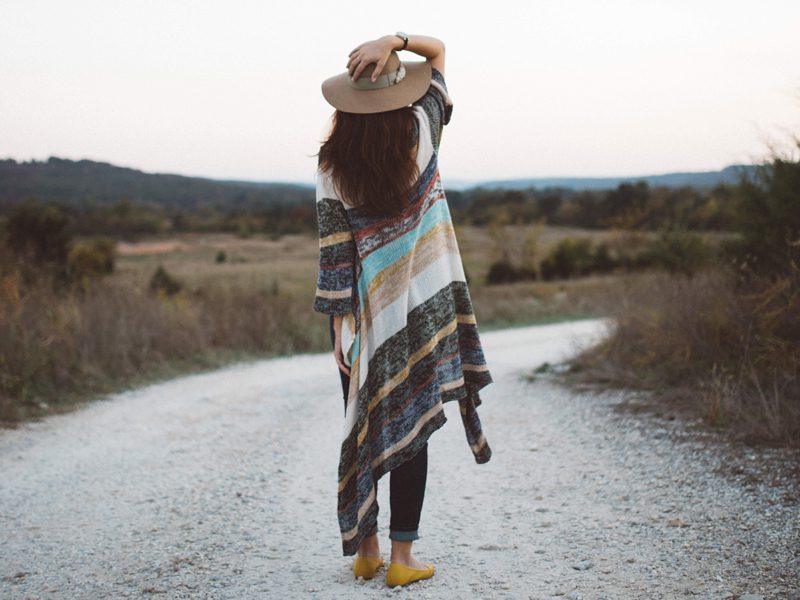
[371,403,444,467]
[320,230,353,247]
[316,287,352,299]
[462,363,490,372]
[439,376,464,392]
[339,317,459,490]
[365,317,458,422]
[471,431,487,455]
[338,462,356,493]
[340,484,376,541]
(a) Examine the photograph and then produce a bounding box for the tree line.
[0,180,741,241]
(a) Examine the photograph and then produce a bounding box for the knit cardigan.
[312,68,493,556]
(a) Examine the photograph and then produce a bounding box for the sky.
[1,0,799,185]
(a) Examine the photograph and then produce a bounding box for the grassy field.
[113,224,625,328]
[1,224,629,424]
[9,224,791,448]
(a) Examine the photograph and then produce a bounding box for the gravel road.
[1,319,798,600]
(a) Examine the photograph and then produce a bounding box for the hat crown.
[348,51,405,90]
[321,53,431,114]
[357,51,401,82]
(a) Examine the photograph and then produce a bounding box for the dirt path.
[1,319,797,599]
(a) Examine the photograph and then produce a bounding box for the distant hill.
[0,157,313,210]
[467,165,756,191]
[0,157,756,212]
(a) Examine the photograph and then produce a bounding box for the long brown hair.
[318,107,419,217]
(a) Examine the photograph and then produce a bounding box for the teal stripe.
[349,197,447,367]
[360,198,448,278]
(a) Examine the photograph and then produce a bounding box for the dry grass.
[1,227,626,425]
[0,268,324,424]
[567,269,800,447]
[110,227,623,330]
[471,274,623,330]
[112,226,617,287]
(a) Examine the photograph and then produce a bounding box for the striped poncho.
[312,68,494,556]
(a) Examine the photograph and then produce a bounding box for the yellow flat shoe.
[353,555,385,579]
[385,561,435,587]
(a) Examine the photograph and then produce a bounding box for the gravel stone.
[1,319,798,599]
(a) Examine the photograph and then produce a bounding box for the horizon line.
[1,154,753,188]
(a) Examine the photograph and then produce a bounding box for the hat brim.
[321,60,432,114]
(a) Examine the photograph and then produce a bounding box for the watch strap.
[395,31,409,50]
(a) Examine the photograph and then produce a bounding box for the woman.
[313,33,494,588]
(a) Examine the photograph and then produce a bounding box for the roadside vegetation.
[0,208,321,423]
[0,201,620,424]
[565,142,800,447]
[1,151,795,446]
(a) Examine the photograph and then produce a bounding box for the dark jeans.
[329,315,428,542]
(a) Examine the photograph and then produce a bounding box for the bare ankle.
[390,540,413,561]
[357,533,380,557]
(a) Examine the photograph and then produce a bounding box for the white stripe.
[315,169,333,202]
[367,250,465,363]
[340,251,466,443]
[429,79,453,110]
[338,109,444,443]
[342,357,360,440]
[413,106,434,168]
[340,484,376,541]
[316,168,354,208]
[370,403,445,467]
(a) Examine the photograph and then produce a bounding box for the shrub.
[215,250,227,263]
[484,211,541,284]
[486,259,536,284]
[67,236,116,286]
[590,242,618,274]
[567,269,800,445]
[566,141,800,446]
[486,259,517,284]
[728,148,800,275]
[236,221,252,238]
[640,225,712,277]
[149,264,183,296]
[5,201,72,283]
[540,238,594,280]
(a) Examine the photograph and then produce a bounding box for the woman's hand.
[346,34,446,80]
[346,35,399,82]
[332,315,351,376]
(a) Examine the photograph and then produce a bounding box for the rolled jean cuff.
[389,529,419,541]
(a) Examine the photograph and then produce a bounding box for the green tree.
[540,238,594,280]
[641,225,711,278]
[6,201,71,266]
[730,145,800,275]
[4,201,72,285]
[66,236,116,288]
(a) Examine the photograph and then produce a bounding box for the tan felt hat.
[321,51,432,114]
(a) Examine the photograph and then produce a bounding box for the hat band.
[348,64,406,90]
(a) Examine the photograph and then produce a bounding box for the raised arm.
[347,34,445,82]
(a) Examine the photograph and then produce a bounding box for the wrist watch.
[394,31,409,50]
